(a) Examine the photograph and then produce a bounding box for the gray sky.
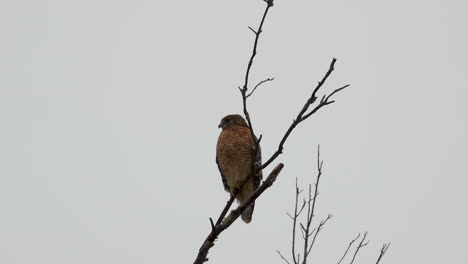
[1,0,467,263]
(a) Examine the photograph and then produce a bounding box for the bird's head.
[218,114,249,130]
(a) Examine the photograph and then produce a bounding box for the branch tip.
[209,218,215,230]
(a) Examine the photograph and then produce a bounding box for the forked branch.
[239,0,274,142]
[277,147,333,264]
[349,232,370,264]
[193,164,284,264]
[337,233,361,264]
[277,152,390,264]
[259,59,349,171]
[375,243,391,264]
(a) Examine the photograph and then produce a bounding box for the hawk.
[216,114,262,223]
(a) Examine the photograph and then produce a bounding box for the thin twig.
[258,59,349,171]
[248,26,257,35]
[375,243,391,264]
[300,84,350,120]
[209,218,215,230]
[242,2,272,91]
[291,180,300,264]
[349,232,369,264]
[307,214,333,256]
[240,1,273,142]
[290,178,306,264]
[246,77,275,98]
[214,193,236,226]
[277,250,291,264]
[337,233,361,264]
[236,0,272,214]
[301,147,324,264]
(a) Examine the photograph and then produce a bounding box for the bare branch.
[209,218,215,230]
[375,243,391,264]
[300,84,350,120]
[337,233,361,264]
[258,59,349,171]
[277,250,291,264]
[349,232,369,264]
[307,214,333,256]
[300,226,306,240]
[298,200,306,216]
[239,1,273,143]
[214,191,236,226]
[326,84,349,101]
[290,178,302,264]
[236,1,273,215]
[246,77,275,98]
[193,163,284,264]
[301,147,324,264]
[277,146,330,264]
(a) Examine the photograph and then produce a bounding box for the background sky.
[1,0,467,263]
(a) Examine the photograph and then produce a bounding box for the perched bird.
[216,114,262,223]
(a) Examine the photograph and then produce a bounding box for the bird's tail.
[237,179,256,223]
[241,202,254,223]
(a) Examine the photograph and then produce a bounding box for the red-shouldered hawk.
[216,114,262,223]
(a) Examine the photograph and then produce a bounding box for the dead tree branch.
[289,178,306,264]
[349,232,369,264]
[375,243,391,264]
[246,77,275,98]
[277,151,390,264]
[277,147,332,264]
[301,148,326,264]
[337,233,361,264]
[277,250,291,264]
[239,0,274,142]
[307,214,333,258]
[258,60,349,171]
[193,164,284,264]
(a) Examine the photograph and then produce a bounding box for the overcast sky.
[1,0,467,263]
